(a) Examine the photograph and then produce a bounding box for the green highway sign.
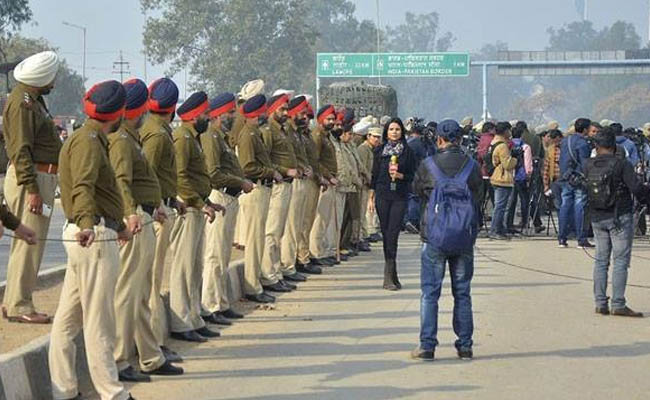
[316,52,470,78]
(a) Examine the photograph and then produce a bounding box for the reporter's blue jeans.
[419,243,474,351]
[559,183,587,243]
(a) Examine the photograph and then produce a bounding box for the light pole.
[62,21,87,85]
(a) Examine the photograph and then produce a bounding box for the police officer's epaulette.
[20,92,34,109]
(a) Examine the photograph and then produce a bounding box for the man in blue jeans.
[584,127,650,317]
[411,119,482,361]
[558,118,593,248]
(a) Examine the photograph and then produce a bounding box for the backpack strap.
[424,156,448,183]
[456,158,476,183]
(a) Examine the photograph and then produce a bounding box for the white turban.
[239,79,265,101]
[298,93,314,104]
[13,51,59,87]
[273,88,295,100]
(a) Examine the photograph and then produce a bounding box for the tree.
[0,0,33,62]
[0,36,85,117]
[142,0,318,95]
[592,84,650,125]
[547,20,640,52]
[384,12,453,53]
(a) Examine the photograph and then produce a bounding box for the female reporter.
[371,117,417,291]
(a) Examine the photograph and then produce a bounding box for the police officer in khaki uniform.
[280,96,320,276]
[237,94,282,304]
[201,92,252,325]
[169,92,223,342]
[260,93,302,293]
[358,126,382,242]
[140,77,183,361]
[3,51,60,323]
[49,80,134,400]
[309,105,339,265]
[109,79,183,382]
[297,101,325,273]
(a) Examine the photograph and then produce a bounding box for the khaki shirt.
[332,138,360,193]
[261,118,297,176]
[108,123,162,215]
[300,126,320,182]
[285,119,308,172]
[229,110,245,148]
[3,83,61,194]
[237,123,275,181]
[200,123,246,190]
[59,119,125,231]
[347,142,370,186]
[173,122,211,209]
[0,130,8,175]
[312,126,337,180]
[357,141,374,187]
[140,113,177,200]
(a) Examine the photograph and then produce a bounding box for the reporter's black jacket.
[371,139,417,201]
[413,145,482,243]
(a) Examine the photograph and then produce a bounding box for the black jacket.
[413,145,482,243]
[371,138,417,200]
[583,153,650,222]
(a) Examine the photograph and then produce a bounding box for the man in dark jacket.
[584,127,650,317]
[411,119,481,362]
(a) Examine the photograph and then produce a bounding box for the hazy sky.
[19,0,649,94]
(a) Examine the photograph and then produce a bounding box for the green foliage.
[0,36,85,117]
[0,0,33,61]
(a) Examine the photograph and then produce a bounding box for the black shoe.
[222,309,244,319]
[577,240,595,249]
[127,395,136,400]
[64,393,82,400]
[611,306,643,317]
[195,326,221,338]
[369,233,382,242]
[118,366,151,382]
[595,306,610,315]
[283,272,307,282]
[311,257,334,266]
[339,254,349,261]
[210,312,233,326]
[280,280,296,290]
[171,330,207,343]
[245,293,276,303]
[143,360,184,376]
[161,346,183,363]
[410,346,434,361]
[457,347,473,360]
[263,282,292,293]
[297,263,322,275]
[357,242,371,252]
[558,240,568,248]
[534,225,545,234]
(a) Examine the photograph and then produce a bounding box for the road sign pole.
[482,63,488,120]
[316,76,320,111]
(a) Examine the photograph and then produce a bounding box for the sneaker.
[577,241,595,249]
[558,241,568,248]
[457,347,473,360]
[490,234,510,241]
[595,306,610,315]
[611,306,643,317]
[410,346,434,361]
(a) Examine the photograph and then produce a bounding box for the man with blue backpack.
[411,119,482,361]
[506,124,533,233]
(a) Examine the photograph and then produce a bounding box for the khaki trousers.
[235,205,246,246]
[309,186,336,259]
[114,208,165,372]
[169,208,206,333]
[281,179,307,274]
[3,164,57,315]
[239,185,271,296]
[326,191,347,256]
[49,223,129,400]
[298,180,320,264]
[150,204,175,346]
[261,182,292,285]
[202,190,238,313]
[360,188,370,239]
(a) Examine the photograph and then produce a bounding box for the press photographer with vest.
[584,126,650,317]
[411,119,482,361]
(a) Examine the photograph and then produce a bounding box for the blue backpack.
[424,157,478,254]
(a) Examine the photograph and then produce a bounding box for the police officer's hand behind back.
[154,206,167,223]
[177,199,187,216]
[273,170,283,183]
[14,223,37,245]
[241,179,255,193]
[202,204,216,223]
[76,229,95,247]
[286,168,298,178]
[27,193,43,215]
[304,166,313,179]
[117,227,133,246]
[208,201,226,216]
[127,214,143,235]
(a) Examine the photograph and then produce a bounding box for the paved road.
[0,205,67,282]
[122,234,650,400]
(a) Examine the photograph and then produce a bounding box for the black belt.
[162,197,177,209]
[141,204,155,216]
[283,177,294,184]
[67,216,121,232]
[257,178,274,187]
[224,187,242,197]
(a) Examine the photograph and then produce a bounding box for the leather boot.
[383,260,398,291]
[390,259,401,290]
